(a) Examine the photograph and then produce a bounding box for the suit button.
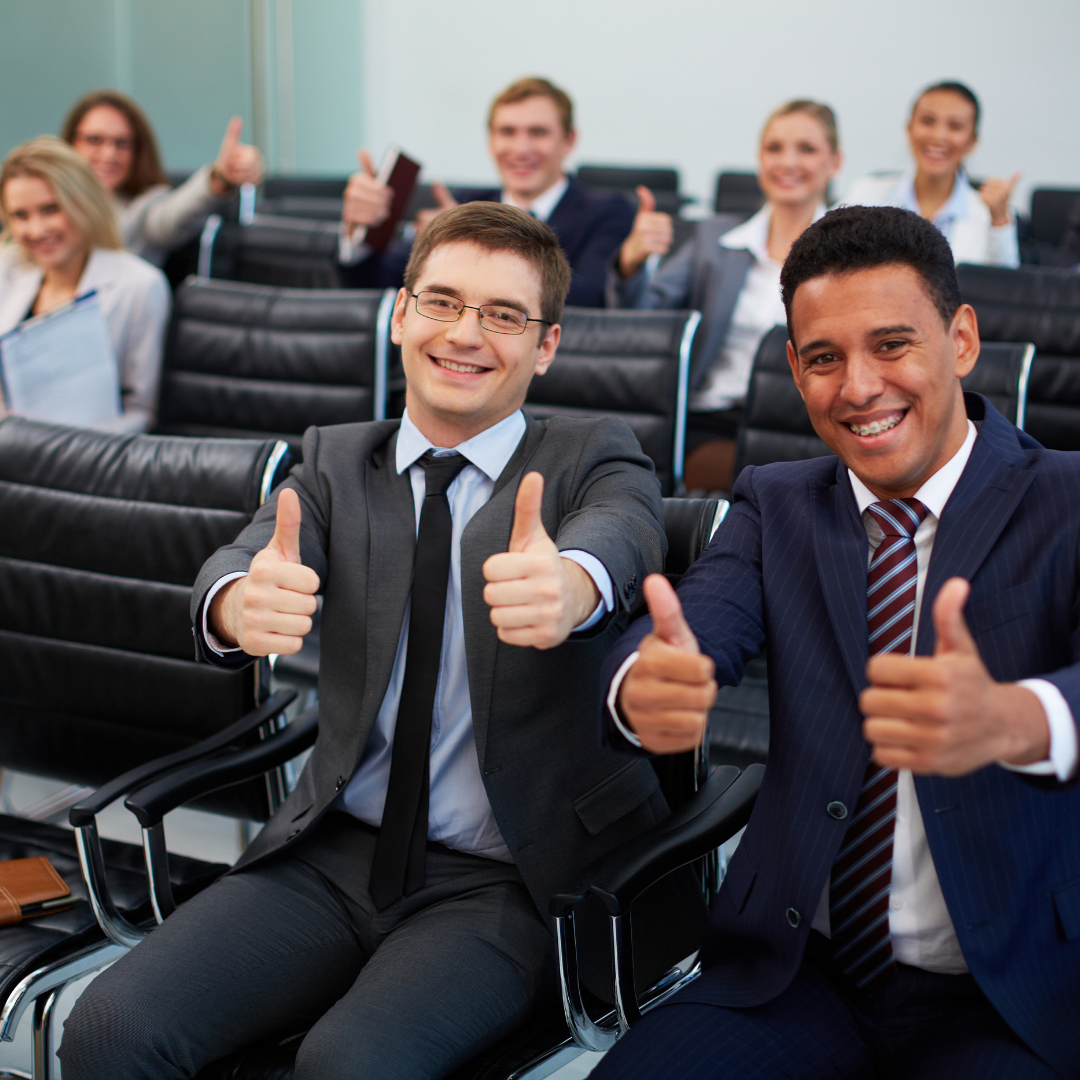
[335,775,345,791]
[287,829,300,841]
[786,907,801,929]
[826,801,848,820]
[623,580,637,599]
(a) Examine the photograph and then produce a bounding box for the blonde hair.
[761,100,840,153]
[0,136,123,252]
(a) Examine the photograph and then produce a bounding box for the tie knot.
[418,450,468,496]
[867,498,928,540]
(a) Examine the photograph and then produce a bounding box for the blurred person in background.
[338,77,634,307]
[0,136,170,432]
[845,82,1020,268]
[62,89,263,268]
[609,100,842,492]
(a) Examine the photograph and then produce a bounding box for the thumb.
[643,573,699,653]
[636,185,656,215]
[432,181,457,209]
[508,472,548,552]
[220,116,243,156]
[933,577,976,656]
[358,148,377,177]
[268,487,303,564]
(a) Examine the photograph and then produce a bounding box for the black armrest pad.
[550,764,764,918]
[68,689,298,827]
[124,705,319,826]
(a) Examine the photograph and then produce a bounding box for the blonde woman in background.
[62,89,263,267]
[0,136,170,432]
[608,100,842,491]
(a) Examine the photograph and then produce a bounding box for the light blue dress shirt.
[335,409,614,861]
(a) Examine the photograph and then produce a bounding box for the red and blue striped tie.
[830,497,928,991]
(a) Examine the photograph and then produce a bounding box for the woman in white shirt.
[845,82,1020,268]
[608,100,841,492]
[0,137,170,432]
[60,89,263,268]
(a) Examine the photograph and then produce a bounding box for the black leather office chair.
[958,264,1080,451]
[713,172,764,217]
[156,277,395,461]
[525,307,702,496]
[576,166,685,216]
[0,418,312,1080]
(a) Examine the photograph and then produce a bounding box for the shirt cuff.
[606,650,643,748]
[337,224,372,265]
[1000,679,1079,782]
[561,549,613,632]
[201,572,248,655]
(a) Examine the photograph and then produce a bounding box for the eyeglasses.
[74,133,136,153]
[410,291,547,336]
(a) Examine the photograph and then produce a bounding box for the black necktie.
[369,450,468,910]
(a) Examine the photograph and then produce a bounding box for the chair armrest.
[124,705,319,827]
[68,689,298,827]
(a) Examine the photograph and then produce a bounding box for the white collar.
[396,407,526,483]
[848,419,978,519]
[719,202,828,263]
[501,175,569,223]
[894,169,974,225]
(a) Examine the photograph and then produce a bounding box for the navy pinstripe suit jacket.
[602,394,1080,1075]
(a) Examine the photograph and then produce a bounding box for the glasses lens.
[416,292,463,321]
[479,306,529,334]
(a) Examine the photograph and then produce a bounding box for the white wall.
[360,0,1080,211]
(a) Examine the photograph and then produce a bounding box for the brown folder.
[0,856,74,926]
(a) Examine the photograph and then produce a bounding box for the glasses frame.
[409,291,548,336]
[74,132,136,153]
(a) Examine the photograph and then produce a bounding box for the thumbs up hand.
[414,181,459,234]
[859,577,1050,775]
[210,117,264,192]
[978,171,1022,227]
[482,472,600,650]
[618,575,716,754]
[617,186,674,278]
[343,148,393,230]
[208,487,320,656]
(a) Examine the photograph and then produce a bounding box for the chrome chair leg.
[30,989,58,1080]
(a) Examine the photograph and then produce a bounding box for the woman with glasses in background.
[61,89,264,268]
[607,100,842,493]
[0,136,170,431]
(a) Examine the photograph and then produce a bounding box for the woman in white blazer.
[0,136,170,433]
[845,81,1020,267]
[61,89,263,268]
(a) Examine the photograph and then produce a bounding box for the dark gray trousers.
[58,812,554,1080]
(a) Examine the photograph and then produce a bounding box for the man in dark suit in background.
[338,77,634,307]
[592,206,1080,1078]
[59,203,681,1079]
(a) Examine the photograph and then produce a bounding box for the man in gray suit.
[60,202,677,1080]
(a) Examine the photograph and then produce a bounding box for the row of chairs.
[0,415,757,1080]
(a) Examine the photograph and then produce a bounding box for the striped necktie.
[830,497,928,991]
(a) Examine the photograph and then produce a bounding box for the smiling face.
[391,241,560,447]
[786,264,979,498]
[488,95,576,205]
[758,111,841,212]
[72,104,135,193]
[2,174,89,274]
[907,90,978,183]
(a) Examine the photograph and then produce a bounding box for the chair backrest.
[157,277,393,460]
[714,171,764,216]
[576,165,682,215]
[662,496,726,582]
[1029,188,1080,246]
[204,214,343,289]
[958,263,1080,450]
[0,418,286,816]
[524,307,701,495]
[959,341,1035,428]
[261,176,348,200]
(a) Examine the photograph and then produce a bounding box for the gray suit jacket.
[191,413,670,916]
[607,214,753,394]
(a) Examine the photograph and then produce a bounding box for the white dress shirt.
[501,176,568,223]
[202,409,614,861]
[690,204,825,412]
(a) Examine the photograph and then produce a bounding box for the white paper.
[0,293,121,427]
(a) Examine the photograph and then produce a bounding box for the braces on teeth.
[850,416,901,436]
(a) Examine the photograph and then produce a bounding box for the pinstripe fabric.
[830,499,927,990]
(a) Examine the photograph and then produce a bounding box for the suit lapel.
[812,464,872,695]
[690,246,752,390]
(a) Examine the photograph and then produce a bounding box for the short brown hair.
[0,136,123,251]
[488,77,574,137]
[762,100,840,154]
[404,202,572,326]
[61,89,169,198]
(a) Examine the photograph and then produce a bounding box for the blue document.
[0,292,120,427]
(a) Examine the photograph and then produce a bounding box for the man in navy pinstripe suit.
[593,206,1080,1078]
